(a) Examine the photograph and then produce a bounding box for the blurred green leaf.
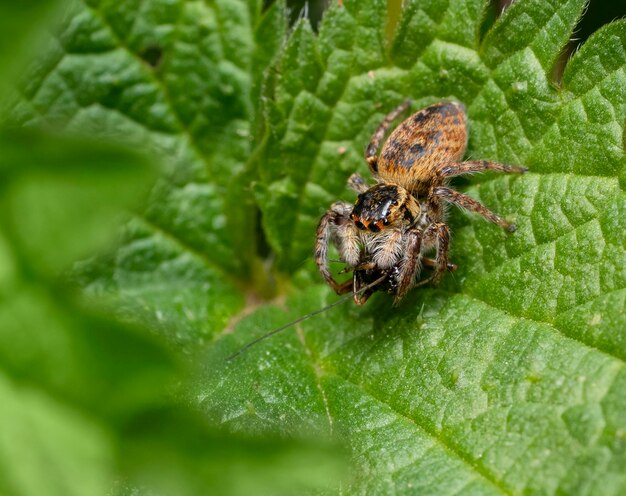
[0,282,343,496]
[5,0,289,346]
[0,129,157,276]
[0,125,170,496]
[0,1,60,84]
[0,118,343,496]
[1,2,345,495]
[0,371,114,496]
[119,409,344,496]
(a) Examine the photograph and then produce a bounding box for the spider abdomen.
[377,102,468,193]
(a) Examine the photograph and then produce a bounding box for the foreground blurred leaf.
[120,409,344,496]
[2,1,346,494]
[0,1,60,85]
[0,128,344,496]
[0,129,156,276]
[0,130,172,496]
[0,285,343,496]
[5,0,288,346]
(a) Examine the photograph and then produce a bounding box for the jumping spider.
[315,100,527,305]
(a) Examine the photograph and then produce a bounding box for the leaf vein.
[456,290,626,364]
[297,325,334,435]
[139,214,241,288]
[331,372,512,495]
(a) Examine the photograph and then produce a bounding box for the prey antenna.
[226,274,386,361]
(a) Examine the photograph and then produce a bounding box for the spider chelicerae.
[315,100,527,305]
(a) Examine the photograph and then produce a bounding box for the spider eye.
[354,220,365,230]
[370,222,382,233]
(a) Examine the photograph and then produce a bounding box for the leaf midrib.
[295,288,623,495]
[298,333,511,496]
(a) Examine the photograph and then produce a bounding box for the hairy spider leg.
[394,229,423,303]
[315,202,360,294]
[436,160,528,179]
[432,186,518,232]
[347,173,370,193]
[409,222,450,294]
[365,100,412,174]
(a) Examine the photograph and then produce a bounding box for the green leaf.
[6,0,626,494]
[206,1,626,494]
[5,0,288,345]
[0,126,343,496]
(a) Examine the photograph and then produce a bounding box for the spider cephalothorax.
[350,184,419,232]
[315,100,527,305]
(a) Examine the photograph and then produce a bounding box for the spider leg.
[365,99,411,174]
[335,279,354,295]
[347,173,370,193]
[338,261,377,274]
[411,222,450,291]
[422,257,457,272]
[432,186,517,232]
[437,160,527,179]
[394,229,422,304]
[315,202,360,294]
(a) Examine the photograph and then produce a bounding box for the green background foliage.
[1,0,625,494]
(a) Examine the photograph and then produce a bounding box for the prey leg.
[422,257,457,272]
[334,279,353,295]
[352,269,387,305]
[339,261,377,274]
[352,270,373,305]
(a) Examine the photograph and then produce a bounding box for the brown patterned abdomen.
[377,102,468,195]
